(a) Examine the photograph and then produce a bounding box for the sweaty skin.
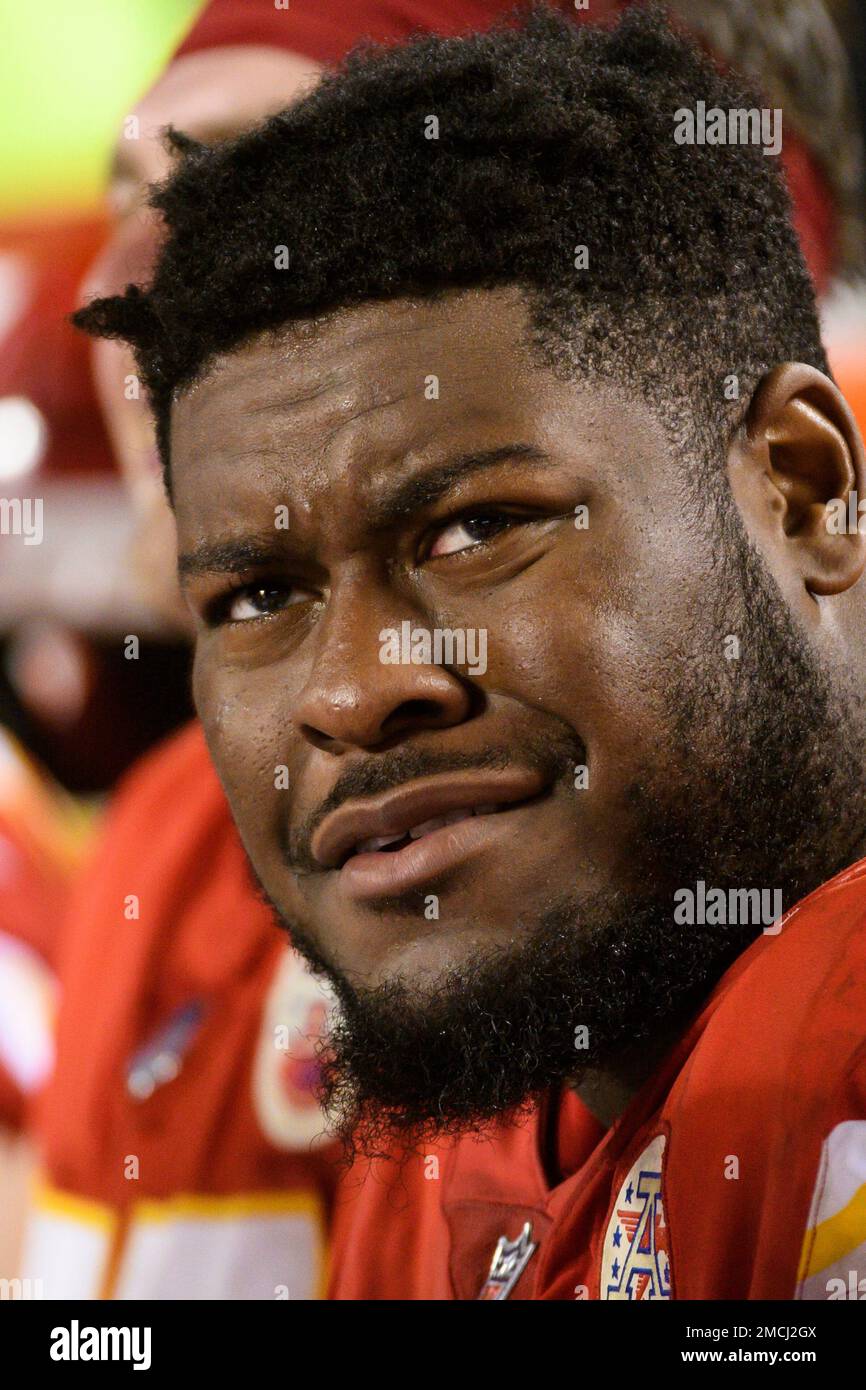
[171,285,866,1123]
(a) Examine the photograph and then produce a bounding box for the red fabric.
[0,812,68,969]
[174,0,613,65]
[0,218,114,478]
[783,136,837,297]
[35,722,338,1208]
[0,1065,22,1130]
[331,857,866,1298]
[0,740,87,1131]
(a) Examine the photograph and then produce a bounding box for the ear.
[735,363,866,597]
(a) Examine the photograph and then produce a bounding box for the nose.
[293,584,473,752]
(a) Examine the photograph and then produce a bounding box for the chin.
[352,917,528,993]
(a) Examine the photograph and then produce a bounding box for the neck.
[572,1018,691,1129]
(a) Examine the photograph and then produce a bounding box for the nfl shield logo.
[478,1222,537,1300]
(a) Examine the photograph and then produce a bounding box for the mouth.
[338,806,535,900]
[352,802,502,857]
[310,767,549,899]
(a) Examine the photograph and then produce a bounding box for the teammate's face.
[80,48,321,625]
[85,48,321,495]
[172,286,865,1003]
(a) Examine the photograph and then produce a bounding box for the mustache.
[281,727,585,875]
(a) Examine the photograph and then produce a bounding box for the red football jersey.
[331,857,866,1299]
[0,729,93,1130]
[26,723,339,1299]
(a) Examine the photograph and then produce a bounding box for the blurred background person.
[0,0,200,1286]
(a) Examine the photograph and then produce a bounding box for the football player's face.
[170,288,737,989]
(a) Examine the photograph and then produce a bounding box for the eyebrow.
[177,442,550,580]
[178,536,286,582]
[366,442,551,530]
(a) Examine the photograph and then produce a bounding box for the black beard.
[259,499,866,1160]
[285,886,754,1162]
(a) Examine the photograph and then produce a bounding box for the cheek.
[92,339,156,481]
[192,648,289,851]
[474,551,677,777]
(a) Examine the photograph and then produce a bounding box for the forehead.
[111,48,321,188]
[170,286,670,531]
[175,286,536,435]
[172,287,567,457]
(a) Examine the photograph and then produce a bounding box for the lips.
[353,803,502,856]
[311,768,548,872]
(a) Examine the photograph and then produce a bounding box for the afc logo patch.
[600,1134,671,1300]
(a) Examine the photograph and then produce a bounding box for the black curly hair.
[74,2,829,495]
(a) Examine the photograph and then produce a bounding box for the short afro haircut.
[74,2,829,494]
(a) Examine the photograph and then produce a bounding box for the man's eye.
[222,582,307,623]
[428,511,524,559]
